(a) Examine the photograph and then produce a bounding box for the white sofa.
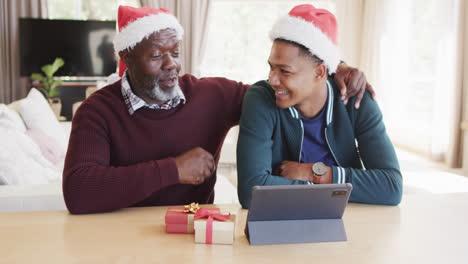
[0,88,70,212]
[0,88,238,212]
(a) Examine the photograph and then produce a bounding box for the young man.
[63,5,373,214]
[237,4,402,208]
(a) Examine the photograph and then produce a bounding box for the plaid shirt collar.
[121,71,186,115]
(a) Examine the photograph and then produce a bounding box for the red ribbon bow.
[194,208,231,244]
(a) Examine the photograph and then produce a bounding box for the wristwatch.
[312,162,327,176]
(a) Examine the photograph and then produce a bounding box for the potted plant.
[30,57,65,119]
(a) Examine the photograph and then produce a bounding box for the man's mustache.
[158,71,179,82]
[139,70,179,88]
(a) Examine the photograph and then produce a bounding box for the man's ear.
[315,63,327,79]
[119,50,129,66]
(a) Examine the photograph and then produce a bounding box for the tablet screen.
[247,184,352,221]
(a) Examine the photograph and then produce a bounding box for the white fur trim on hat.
[113,12,184,53]
[269,15,340,74]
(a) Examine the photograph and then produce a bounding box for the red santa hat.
[269,4,340,74]
[113,5,184,77]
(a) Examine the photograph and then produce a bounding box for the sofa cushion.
[26,128,65,166]
[19,88,68,152]
[0,126,60,185]
[0,104,27,132]
[7,99,22,113]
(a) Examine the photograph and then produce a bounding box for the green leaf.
[30,73,45,81]
[49,80,62,92]
[41,57,65,78]
[41,64,53,78]
[32,57,65,98]
[53,57,65,68]
[49,87,60,97]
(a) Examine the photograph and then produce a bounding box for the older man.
[63,5,372,214]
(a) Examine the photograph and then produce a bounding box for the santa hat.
[269,4,340,74]
[113,5,184,77]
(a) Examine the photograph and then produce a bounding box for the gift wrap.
[194,209,235,245]
[165,203,220,234]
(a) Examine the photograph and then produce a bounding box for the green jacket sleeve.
[341,92,403,205]
[237,84,307,209]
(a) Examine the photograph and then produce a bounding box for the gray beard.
[142,80,181,103]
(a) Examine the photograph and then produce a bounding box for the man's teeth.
[276,91,287,95]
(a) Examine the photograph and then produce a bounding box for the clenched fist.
[175,147,215,185]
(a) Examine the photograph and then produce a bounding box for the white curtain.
[354,0,463,166]
[333,0,364,67]
[0,0,48,104]
[140,0,212,77]
[459,0,468,171]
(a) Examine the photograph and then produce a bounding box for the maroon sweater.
[63,74,248,214]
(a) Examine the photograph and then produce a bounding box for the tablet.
[245,183,353,245]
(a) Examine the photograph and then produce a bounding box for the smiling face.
[268,39,328,118]
[119,28,182,104]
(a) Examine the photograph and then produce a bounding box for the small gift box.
[194,208,235,245]
[165,203,220,234]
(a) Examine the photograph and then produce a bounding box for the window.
[374,0,461,160]
[202,0,463,162]
[200,0,335,84]
[48,0,140,20]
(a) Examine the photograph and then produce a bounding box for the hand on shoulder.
[334,63,376,109]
